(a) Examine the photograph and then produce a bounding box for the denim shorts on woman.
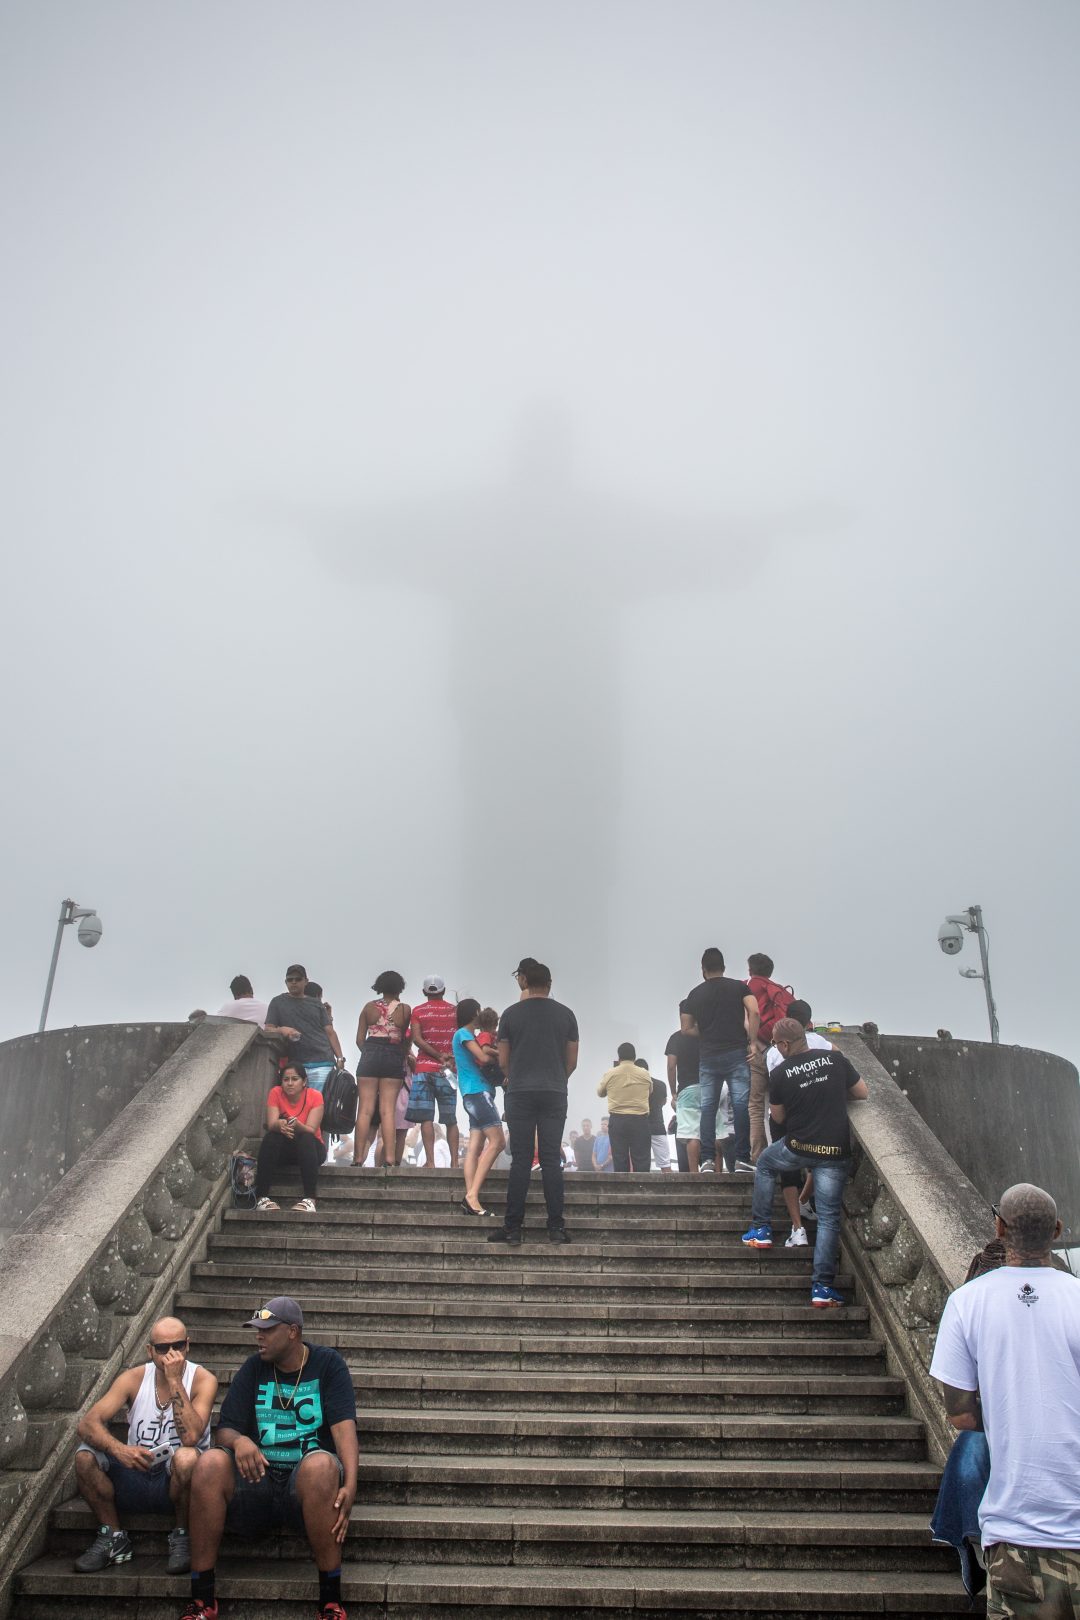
[356,1040,406,1081]
[462,1090,502,1131]
[406,1069,458,1124]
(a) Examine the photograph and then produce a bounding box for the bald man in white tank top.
[73,1315,217,1576]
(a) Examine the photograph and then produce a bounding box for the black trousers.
[609,1113,651,1172]
[503,1089,567,1232]
[255,1130,327,1199]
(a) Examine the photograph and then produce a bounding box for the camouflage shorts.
[985,1541,1080,1619]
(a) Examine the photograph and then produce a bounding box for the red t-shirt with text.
[412,999,457,1072]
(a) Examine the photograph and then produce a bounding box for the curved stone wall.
[0,1023,196,1238]
[871,1034,1080,1239]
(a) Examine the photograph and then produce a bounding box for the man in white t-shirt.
[215,975,268,1026]
[929,1182,1080,1616]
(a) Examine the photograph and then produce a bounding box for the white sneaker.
[699,1163,715,1173]
[785,1226,809,1248]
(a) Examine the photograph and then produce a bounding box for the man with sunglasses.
[73,1316,216,1576]
[183,1296,357,1620]
[265,965,346,1094]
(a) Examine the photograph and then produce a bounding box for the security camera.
[77,912,103,948]
[937,920,964,956]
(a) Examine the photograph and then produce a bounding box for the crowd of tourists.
[71,949,1078,1619]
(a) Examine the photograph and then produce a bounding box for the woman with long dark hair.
[255,1062,326,1212]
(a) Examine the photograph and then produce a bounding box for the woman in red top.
[255,1062,326,1213]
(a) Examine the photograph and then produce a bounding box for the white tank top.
[127,1360,211,1455]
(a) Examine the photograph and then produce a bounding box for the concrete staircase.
[13,1167,967,1618]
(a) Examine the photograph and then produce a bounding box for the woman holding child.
[453,1000,505,1215]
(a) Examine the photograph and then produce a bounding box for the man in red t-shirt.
[745,952,794,1162]
[407,976,460,1169]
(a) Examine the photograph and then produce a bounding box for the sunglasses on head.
[252,1309,284,1323]
[151,1337,189,1354]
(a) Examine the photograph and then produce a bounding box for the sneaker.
[487,1227,523,1246]
[740,1224,772,1249]
[74,1526,132,1573]
[785,1227,809,1248]
[179,1602,219,1620]
[699,1163,715,1173]
[811,1283,845,1308]
[733,1159,756,1174]
[799,1198,816,1220]
[318,1603,348,1619]
[166,1526,191,1574]
[547,1227,571,1244]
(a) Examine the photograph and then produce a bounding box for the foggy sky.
[2,1,1078,1127]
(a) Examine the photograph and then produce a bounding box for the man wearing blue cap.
[181,1297,357,1620]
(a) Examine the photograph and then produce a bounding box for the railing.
[834,1034,992,1463]
[0,1018,271,1615]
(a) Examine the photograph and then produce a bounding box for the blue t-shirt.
[595,1131,612,1167]
[453,1026,493,1096]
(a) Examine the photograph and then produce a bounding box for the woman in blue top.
[453,998,504,1216]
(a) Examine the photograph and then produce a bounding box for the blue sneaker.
[741,1223,772,1248]
[811,1284,845,1308]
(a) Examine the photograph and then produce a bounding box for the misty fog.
[2,1,1078,1127]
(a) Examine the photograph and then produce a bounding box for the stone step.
[176,1293,871,1340]
[223,1208,776,1237]
[12,1556,971,1618]
[176,1329,886,1374]
[305,1173,763,1203]
[47,1499,954,1572]
[348,1407,926,1461]
[191,1259,843,1303]
[207,1233,819,1270]
[353,1453,944,1513]
[175,1364,900,1415]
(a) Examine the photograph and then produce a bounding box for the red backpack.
[748,977,795,1044]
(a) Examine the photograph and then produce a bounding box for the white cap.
[422,975,446,994]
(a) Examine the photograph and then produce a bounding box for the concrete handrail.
[834,1034,993,1462]
[0,1017,272,1614]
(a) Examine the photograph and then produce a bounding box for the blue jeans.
[751,1141,852,1286]
[698,1048,749,1163]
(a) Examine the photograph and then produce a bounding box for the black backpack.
[321,1067,358,1140]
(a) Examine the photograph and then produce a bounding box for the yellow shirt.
[597,1061,652,1115]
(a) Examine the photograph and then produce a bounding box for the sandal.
[255,1197,279,1212]
[292,1198,317,1213]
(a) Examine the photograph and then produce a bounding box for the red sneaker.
[179,1602,218,1620]
[318,1604,348,1620]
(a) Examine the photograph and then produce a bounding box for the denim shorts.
[357,1041,406,1081]
[406,1069,458,1124]
[225,1451,345,1536]
[462,1090,502,1131]
[76,1444,172,1514]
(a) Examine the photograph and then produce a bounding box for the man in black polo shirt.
[681,948,760,1172]
[489,961,579,1246]
[742,1019,868,1307]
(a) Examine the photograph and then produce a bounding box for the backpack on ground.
[321,1066,359,1140]
[752,979,795,1045]
[229,1151,257,1208]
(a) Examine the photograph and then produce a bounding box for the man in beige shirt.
[597,1043,652,1171]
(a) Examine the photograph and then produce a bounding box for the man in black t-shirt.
[573,1120,596,1172]
[490,961,579,1245]
[682,948,760,1171]
[183,1296,357,1620]
[742,1020,868,1308]
[665,1005,700,1173]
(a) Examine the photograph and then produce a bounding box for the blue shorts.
[76,1445,173,1514]
[462,1090,502,1131]
[225,1451,345,1537]
[303,1063,334,1095]
[406,1069,458,1124]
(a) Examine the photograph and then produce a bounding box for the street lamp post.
[39,898,103,1033]
[937,904,1000,1044]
